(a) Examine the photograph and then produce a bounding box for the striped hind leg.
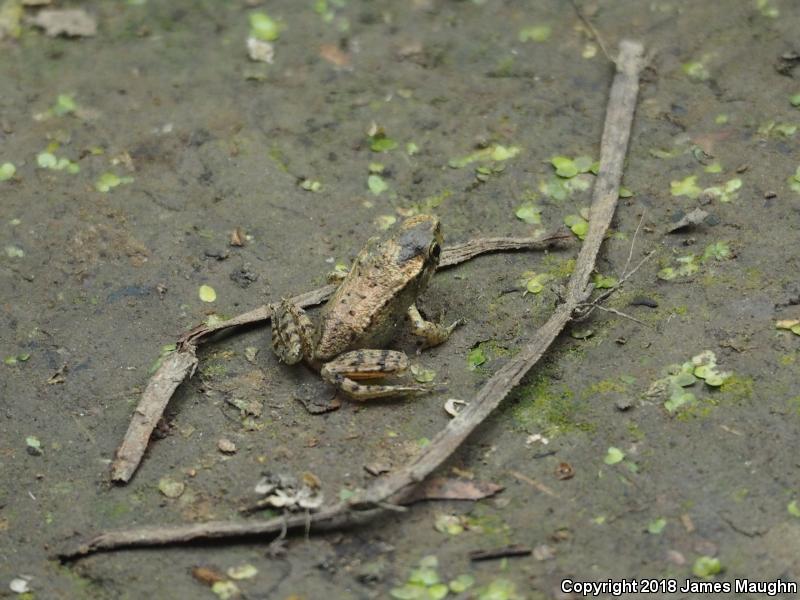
[320,349,433,400]
[269,299,315,365]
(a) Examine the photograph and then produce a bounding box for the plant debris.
[217,438,236,454]
[158,477,185,499]
[469,544,532,562]
[667,208,709,233]
[402,478,503,503]
[27,9,97,37]
[647,350,732,413]
[776,319,800,335]
[243,472,324,513]
[246,37,274,63]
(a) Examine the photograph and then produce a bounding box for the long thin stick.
[63,40,644,559]
[110,234,571,483]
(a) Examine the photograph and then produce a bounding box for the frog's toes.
[334,379,434,400]
[408,304,463,348]
[270,300,315,365]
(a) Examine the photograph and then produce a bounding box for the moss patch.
[510,374,594,435]
[717,375,754,404]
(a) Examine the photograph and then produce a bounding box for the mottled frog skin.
[269,214,460,400]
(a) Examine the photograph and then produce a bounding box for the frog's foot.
[320,349,433,400]
[269,299,315,365]
[407,304,463,348]
[325,268,349,285]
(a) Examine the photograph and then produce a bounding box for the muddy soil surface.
[2,1,799,598]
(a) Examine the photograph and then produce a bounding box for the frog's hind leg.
[407,304,463,348]
[320,349,432,400]
[269,299,315,365]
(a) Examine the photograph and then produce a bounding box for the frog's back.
[313,243,426,361]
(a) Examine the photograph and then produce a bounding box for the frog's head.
[397,214,442,268]
[394,214,442,295]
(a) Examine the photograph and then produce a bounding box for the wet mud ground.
[2,0,800,598]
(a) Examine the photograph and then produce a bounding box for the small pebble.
[533,544,556,561]
[217,438,237,454]
[615,397,634,411]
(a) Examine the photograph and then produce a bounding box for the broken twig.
[62,39,644,559]
[469,544,533,562]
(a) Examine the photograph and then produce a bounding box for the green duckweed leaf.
[702,241,731,261]
[300,179,322,192]
[692,556,723,579]
[0,162,15,181]
[670,175,702,198]
[198,285,217,303]
[592,273,617,289]
[95,172,133,192]
[367,174,388,195]
[518,24,551,42]
[370,132,398,152]
[514,202,542,225]
[604,447,624,465]
[37,152,58,169]
[467,347,486,370]
[390,584,425,600]
[434,513,464,536]
[449,574,476,593]
[249,12,283,41]
[682,61,710,81]
[375,214,396,230]
[410,365,436,383]
[448,144,520,168]
[551,155,578,178]
[647,518,667,534]
[564,214,589,240]
[53,94,77,116]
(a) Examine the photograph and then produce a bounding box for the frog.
[269,214,461,400]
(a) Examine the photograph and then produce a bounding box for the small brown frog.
[269,214,460,400]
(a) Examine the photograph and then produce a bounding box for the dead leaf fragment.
[246,36,273,63]
[364,462,391,476]
[667,208,709,233]
[554,462,575,480]
[444,398,467,417]
[192,566,226,586]
[402,477,503,503]
[230,227,245,247]
[47,364,68,384]
[319,43,351,68]
[28,9,97,37]
[533,544,556,561]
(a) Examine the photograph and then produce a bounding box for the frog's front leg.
[269,299,316,365]
[320,349,432,400]
[407,304,463,348]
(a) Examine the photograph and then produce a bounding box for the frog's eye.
[430,242,441,260]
